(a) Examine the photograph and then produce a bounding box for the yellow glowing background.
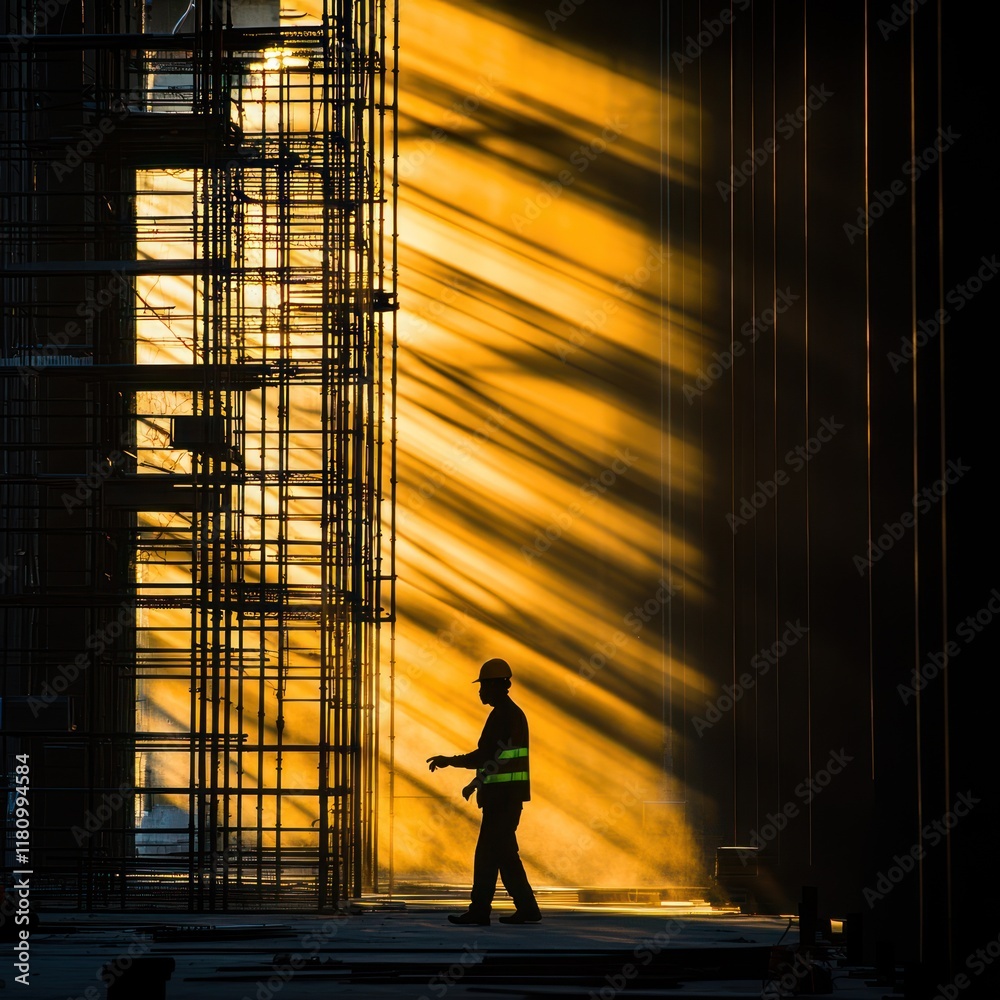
[131,0,708,888]
[385,0,706,889]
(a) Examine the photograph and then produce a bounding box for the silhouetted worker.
[427,658,541,925]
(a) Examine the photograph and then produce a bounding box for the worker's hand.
[426,755,451,771]
[461,781,478,801]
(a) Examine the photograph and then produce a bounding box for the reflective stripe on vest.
[480,746,529,785]
[482,770,529,784]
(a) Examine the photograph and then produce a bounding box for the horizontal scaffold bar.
[1,259,227,275]
[0,28,325,51]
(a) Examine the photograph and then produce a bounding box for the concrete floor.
[6,891,900,999]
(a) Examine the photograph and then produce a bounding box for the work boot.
[498,907,541,924]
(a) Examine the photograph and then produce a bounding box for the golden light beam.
[386,0,710,888]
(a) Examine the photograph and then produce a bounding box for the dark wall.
[661,0,993,982]
[1,0,137,884]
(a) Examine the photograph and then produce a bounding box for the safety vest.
[480,745,528,785]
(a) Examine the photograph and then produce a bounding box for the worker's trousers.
[469,799,537,916]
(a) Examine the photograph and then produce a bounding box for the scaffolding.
[1,0,396,909]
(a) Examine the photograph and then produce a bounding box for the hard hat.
[473,658,512,683]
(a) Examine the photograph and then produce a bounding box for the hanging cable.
[908,3,925,962]
[657,0,672,798]
[749,0,759,845]
[770,0,781,866]
[728,0,738,846]
[662,0,670,803]
[802,0,813,865]
[172,0,196,35]
[864,0,875,785]
[698,0,707,849]
[934,0,952,972]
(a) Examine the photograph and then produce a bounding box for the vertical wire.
[864,1,875,782]
[770,0,780,861]
[388,0,400,900]
[698,0,706,845]
[662,0,670,800]
[935,0,952,970]
[678,0,687,804]
[728,0,738,844]
[908,4,924,961]
[802,0,813,864]
[749,0,759,843]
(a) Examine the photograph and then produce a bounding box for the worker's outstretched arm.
[427,751,485,770]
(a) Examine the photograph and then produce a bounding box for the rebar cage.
[1,0,396,909]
